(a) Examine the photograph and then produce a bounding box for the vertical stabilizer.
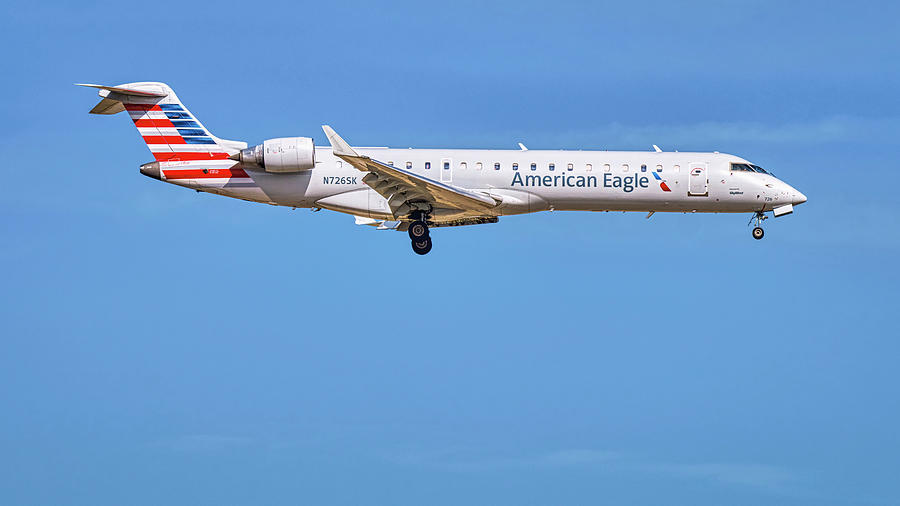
[77,82,246,161]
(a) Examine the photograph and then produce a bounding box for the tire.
[411,237,433,255]
[752,227,765,240]
[408,221,429,240]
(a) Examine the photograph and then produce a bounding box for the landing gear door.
[688,162,708,196]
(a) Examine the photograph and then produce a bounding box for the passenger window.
[640,164,647,172]
[443,162,449,170]
[425,162,431,170]
[656,164,663,172]
[549,163,555,171]
[476,162,483,170]
[406,161,412,169]
[513,163,519,170]
[603,164,610,172]
[586,163,593,172]
[336,160,342,168]
[494,162,501,170]
[530,163,537,171]
[622,164,629,172]
[567,163,574,171]
[459,162,467,170]
[674,164,680,172]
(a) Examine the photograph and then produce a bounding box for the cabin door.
[688,162,708,196]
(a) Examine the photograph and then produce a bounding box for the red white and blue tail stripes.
[126,102,231,162]
[124,93,255,186]
[82,82,263,199]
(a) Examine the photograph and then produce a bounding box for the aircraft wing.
[322,126,499,216]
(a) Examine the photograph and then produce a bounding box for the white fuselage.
[159,147,806,223]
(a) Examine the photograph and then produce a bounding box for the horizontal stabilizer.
[75,83,167,97]
[88,97,126,115]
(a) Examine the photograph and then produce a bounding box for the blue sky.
[1,0,899,504]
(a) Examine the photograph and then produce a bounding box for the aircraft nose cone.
[794,191,807,205]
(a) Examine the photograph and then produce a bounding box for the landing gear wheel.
[408,220,429,241]
[411,237,433,255]
[748,211,768,240]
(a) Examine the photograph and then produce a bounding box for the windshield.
[731,163,769,174]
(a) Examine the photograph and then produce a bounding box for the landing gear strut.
[408,212,433,255]
[749,211,767,240]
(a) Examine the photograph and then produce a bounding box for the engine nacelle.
[232,137,315,173]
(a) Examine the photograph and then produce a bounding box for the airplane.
[79,81,807,255]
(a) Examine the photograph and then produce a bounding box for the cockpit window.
[731,162,771,174]
[731,163,762,173]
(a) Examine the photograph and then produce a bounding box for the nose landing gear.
[749,211,767,240]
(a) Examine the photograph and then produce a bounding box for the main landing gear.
[749,211,767,240]
[411,236,432,255]
[408,213,433,255]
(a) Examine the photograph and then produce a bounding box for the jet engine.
[230,137,315,173]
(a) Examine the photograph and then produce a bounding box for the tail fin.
[77,82,246,162]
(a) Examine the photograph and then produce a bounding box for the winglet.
[322,125,360,158]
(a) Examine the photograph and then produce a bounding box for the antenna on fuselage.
[652,145,662,153]
[518,143,528,151]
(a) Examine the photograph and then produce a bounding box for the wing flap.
[359,157,497,210]
[321,126,498,215]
